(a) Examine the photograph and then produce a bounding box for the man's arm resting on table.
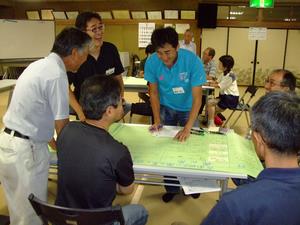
[116,182,135,195]
[175,86,202,141]
[115,74,125,97]
[69,87,86,121]
[149,82,161,128]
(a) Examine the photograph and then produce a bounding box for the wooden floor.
[0,86,266,225]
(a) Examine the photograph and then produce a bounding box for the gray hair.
[251,91,300,155]
[80,75,121,120]
[51,27,91,57]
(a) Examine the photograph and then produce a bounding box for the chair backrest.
[239,85,258,104]
[28,194,125,225]
[233,85,258,111]
[130,102,153,117]
[245,85,258,98]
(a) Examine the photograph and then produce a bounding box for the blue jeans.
[160,105,189,127]
[160,105,190,194]
[119,204,148,225]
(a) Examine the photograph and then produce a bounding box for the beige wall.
[55,21,201,61]
[285,29,300,86]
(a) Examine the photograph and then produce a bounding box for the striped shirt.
[203,59,217,79]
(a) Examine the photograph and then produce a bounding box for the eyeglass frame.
[85,24,105,33]
[264,77,285,87]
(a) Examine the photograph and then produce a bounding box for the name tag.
[105,67,115,75]
[172,87,185,94]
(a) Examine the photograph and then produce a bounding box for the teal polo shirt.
[144,48,206,111]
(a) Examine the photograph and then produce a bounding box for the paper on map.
[151,126,181,138]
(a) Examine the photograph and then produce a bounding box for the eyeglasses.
[86,24,105,33]
[122,98,126,108]
[265,77,283,87]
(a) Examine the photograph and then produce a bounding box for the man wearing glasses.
[68,12,126,121]
[232,69,297,187]
[265,69,296,93]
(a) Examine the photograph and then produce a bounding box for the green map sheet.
[109,123,263,178]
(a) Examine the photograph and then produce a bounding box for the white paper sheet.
[179,177,221,194]
[151,126,181,138]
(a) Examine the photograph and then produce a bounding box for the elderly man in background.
[199,47,217,115]
[202,47,217,81]
[265,69,296,93]
[179,29,196,54]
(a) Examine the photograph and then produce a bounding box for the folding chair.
[223,85,258,128]
[28,194,125,225]
[129,102,153,124]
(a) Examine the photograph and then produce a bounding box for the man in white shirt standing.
[0,27,91,225]
[179,29,196,54]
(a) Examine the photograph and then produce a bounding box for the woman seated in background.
[206,55,239,128]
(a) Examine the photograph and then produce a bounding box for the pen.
[190,129,204,136]
[209,131,225,135]
[191,128,205,132]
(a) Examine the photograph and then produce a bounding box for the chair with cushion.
[223,85,258,128]
[28,194,125,225]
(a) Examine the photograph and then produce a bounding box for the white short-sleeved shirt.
[3,53,69,142]
[179,40,196,54]
[218,71,239,96]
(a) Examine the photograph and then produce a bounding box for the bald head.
[264,69,296,93]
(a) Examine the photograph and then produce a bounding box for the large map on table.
[109,123,263,178]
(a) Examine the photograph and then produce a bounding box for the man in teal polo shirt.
[144,27,206,202]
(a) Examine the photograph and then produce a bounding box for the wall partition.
[201,27,228,66]
[201,27,299,86]
[285,30,300,86]
[227,28,256,86]
[255,29,286,86]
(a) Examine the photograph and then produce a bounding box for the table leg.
[219,178,228,198]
